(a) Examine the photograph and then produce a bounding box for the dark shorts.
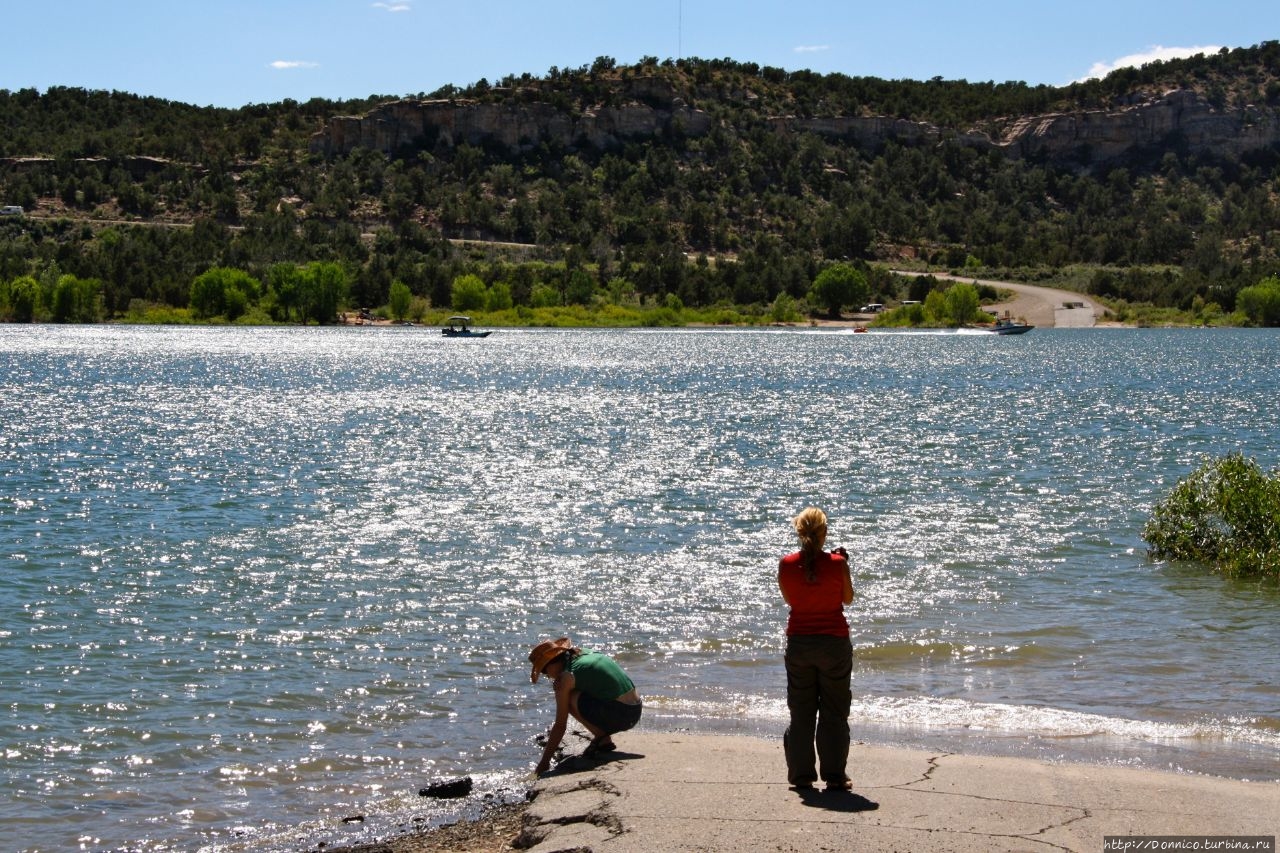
[577,693,643,735]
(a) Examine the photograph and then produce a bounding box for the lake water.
[2,324,1278,852]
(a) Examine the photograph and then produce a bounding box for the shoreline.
[312,801,530,853]
[313,729,1280,853]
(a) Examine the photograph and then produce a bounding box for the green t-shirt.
[567,650,634,700]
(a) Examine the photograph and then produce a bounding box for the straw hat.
[529,637,574,683]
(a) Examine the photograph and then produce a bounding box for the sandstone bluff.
[309,78,1280,171]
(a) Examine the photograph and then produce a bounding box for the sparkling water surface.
[2,325,1279,852]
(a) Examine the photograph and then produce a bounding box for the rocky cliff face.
[775,89,1279,168]
[310,86,1279,171]
[310,91,711,158]
[992,89,1279,164]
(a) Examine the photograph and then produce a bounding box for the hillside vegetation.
[2,43,1279,325]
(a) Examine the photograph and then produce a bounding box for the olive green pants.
[783,634,853,787]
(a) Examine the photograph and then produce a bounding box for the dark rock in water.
[341,814,365,823]
[419,776,473,799]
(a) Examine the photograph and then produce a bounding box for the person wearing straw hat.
[777,507,855,791]
[528,637,642,775]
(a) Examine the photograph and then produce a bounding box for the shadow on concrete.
[796,788,880,813]
[546,751,646,776]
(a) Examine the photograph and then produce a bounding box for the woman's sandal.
[825,778,854,791]
[583,736,616,758]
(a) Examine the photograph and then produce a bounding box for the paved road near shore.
[894,271,1105,329]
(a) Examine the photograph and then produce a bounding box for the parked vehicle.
[0,205,24,216]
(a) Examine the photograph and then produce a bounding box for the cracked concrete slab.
[521,732,1279,853]
[520,779,623,851]
[526,787,615,826]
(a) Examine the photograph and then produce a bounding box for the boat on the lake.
[441,316,492,338]
[988,312,1034,335]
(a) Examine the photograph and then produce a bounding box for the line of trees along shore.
[2,44,1280,325]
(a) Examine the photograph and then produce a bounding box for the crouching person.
[529,637,642,775]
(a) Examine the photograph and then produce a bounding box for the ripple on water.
[3,326,1280,852]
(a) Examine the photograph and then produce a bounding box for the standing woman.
[777,507,855,790]
[528,637,642,775]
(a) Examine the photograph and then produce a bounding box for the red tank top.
[779,550,850,637]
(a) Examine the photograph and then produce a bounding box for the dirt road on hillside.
[894,271,1106,328]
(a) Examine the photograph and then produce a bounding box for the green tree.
[224,286,249,321]
[409,296,430,323]
[5,276,40,322]
[486,281,514,312]
[189,269,225,318]
[530,284,560,308]
[809,263,868,319]
[266,263,304,323]
[50,274,103,323]
[769,291,801,323]
[604,277,635,306]
[299,262,348,325]
[943,283,981,325]
[451,273,488,312]
[565,269,596,305]
[190,267,261,320]
[1235,276,1280,327]
[387,280,413,321]
[924,290,948,323]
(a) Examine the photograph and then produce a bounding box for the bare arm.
[777,559,790,605]
[828,547,854,605]
[534,673,574,775]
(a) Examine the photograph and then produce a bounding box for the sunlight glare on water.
[1,325,1279,852]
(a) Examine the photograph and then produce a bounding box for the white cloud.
[1075,45,1222,82]
[372,1,412,11]
[270,60,320,70]
[794,45,830,54]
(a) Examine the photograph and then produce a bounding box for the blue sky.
[2,1,1273,108]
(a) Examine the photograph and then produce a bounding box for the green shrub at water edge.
[1143,453,1280,579]
[122,300,197,324]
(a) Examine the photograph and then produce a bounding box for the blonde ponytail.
[793,507,828,582]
